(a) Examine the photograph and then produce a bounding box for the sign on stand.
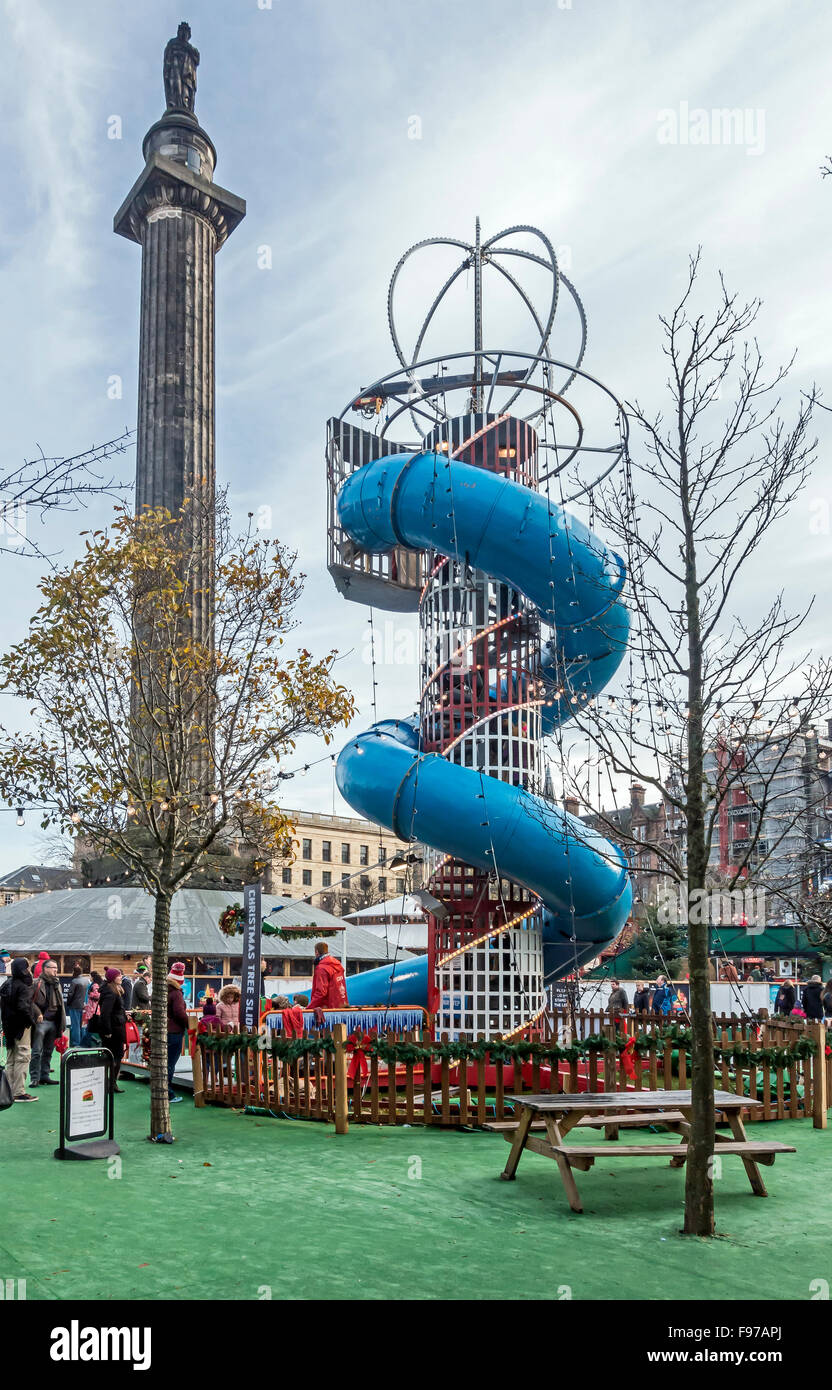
[54,1048,119,1161]
[240,881,263,1032]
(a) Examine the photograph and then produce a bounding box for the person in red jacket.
[309,942,348,1009]
[32,951,50,979]
[274,993,307,1037]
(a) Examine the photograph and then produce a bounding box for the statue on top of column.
[163,21,199,114]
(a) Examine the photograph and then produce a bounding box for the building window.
[378,877,387,895]
[322,894,335,913]
[378,846,387,865]
[322,871,331,887]
[290,960,313,977]
[360,844,369,866]
[282,868,292,885]
[302,869,312,887]
[3,893,13,905]
[322,840,332,862]
[302,838,312,861]
[360,875,371,892]
[341,873,350,887]
[341,843,350,864]
[396,877,406,893]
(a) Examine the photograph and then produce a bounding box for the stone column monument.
[114,20,246,653]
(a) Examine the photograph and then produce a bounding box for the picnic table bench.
[490,1090,795,1213]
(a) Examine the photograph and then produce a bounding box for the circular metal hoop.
[386,224,587,434]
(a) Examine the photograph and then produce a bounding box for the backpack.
[0,1065,14,1111]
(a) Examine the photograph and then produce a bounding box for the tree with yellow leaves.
[0,499,354,1139]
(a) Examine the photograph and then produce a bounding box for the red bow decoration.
[620,1037,637,1080]
[346,1028,377,1083]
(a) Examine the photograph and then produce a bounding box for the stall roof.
[0,887,410,962]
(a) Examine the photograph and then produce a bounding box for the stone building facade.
[277,808,423,916]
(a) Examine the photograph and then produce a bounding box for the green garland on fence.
[200,1031,262,1054]
[713,1037,818,1066]
[198,1032,335,1061]
[364,1029,816,1071]
[197,1027,817,1070]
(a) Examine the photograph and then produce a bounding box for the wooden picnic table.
[494,1090,795,1213]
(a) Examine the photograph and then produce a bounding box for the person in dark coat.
[823,980,832,1022]
[632,982,651,1014]
[65,965,91,1047]
[98,968,127,1092]
[29,960,66,1087]
[608,980,629,1013]
[121,973,134,1010]
[774,981,796,1016]
[0,957,42,1101]
[131,964,151,1011]
[801,975,824,1023]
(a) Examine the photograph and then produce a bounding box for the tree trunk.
[682,478,715,1236]
[150,892,172,1139]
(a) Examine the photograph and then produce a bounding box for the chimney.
[630,783,645,810]
[564,796,580,818]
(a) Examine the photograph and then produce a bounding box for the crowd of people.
[1,939,349,1106]
[605,969,832,1024]
[0,952,202,1106]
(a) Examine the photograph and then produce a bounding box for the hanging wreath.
[219,903,246,936]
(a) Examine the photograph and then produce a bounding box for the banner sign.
[240,881,263,1032]
[55,1048,119,1161]
[67,1063,107,1142]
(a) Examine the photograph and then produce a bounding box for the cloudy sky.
[0,0,829,876]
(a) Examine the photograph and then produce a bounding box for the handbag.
[55,1033,69,1054]
[0,1065,14,1110]
[85,1007,102,1035]
[124,1018,140,1046]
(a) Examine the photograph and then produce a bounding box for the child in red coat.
[277,993,307,1038]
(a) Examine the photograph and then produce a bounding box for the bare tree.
[0,433,131,558]
[537,252,831,1236]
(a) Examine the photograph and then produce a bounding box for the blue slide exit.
[331,450,632,1007]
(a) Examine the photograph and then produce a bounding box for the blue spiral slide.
[320,450,632,1009]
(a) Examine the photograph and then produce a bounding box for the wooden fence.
[192,1009,830,1132]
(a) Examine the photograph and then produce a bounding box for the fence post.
[191,1039,205,1108]
[811,1021,828,1130]
[333,1023,349,1135]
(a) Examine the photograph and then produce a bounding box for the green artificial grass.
[1,1074,829,1301]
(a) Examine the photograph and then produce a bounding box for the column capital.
[114,151,246,248]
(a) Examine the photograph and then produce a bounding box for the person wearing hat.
[32,950,51,980]
[99,968,127,1093]
[197,995,219,1035]
[216,983,241,1028]
[166,962,190,1104]
[0,957,42,1101]
[801,975,824,1023]
[131,963,151,1011]
[309,941,348,1011]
